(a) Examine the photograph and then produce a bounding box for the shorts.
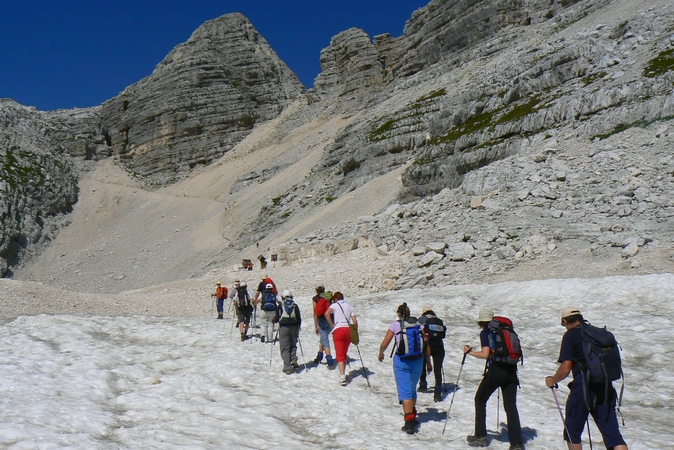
[317,317,331,349]
[332,326,351,363]
[393,354,423,402]
[237,305,253,324]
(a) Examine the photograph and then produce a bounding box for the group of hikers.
[212,280,628,449]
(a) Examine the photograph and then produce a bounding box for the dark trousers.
[279,325,299,371]
[474,363,522,445]
[420,346,445,387]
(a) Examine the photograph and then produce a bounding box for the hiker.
[232,281,253,341]
[378,302,425,434]
[464,309,523,449]
[418,305,446,401]
[312,286,336,369]
[258,255,267,269]
[211,281,228,319]
[255,283,280,343]
[545,307,628,450]
[275,290,302,374]
[324,291,357,386]
[256,275,277,303]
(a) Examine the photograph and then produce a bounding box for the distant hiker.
[312,285,336,369]
[324,291,357,386]
[229,280,240,300]
[211,282,228,320]
[418,305,446,401]
[255,283,280,343]
[233,281,253,341]
[464,309,523,449]
[275,290,302,374]
[545,307,628,450]
[258,255,267,270]
[378,303,425,434]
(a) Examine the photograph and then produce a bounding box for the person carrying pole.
[211,281,228,319]
[232,281,253,341]
[275,290,302,374]
[464,309,523,449]
[545,307,628,450]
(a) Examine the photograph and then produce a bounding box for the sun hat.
[477,309,494,323]
[422,305,433,315]
[561,306,581,320]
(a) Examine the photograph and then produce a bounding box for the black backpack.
[236,286,250,307]
[487,317,523,365]
[578,321,624,410]
[424,316,446,342]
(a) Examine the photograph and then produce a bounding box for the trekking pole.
[442,350,469,435]
[551,385,574,444]
[496,388,501,429]
[269,326,279,367]
[586,418,593,450]
[297,331,307,371]
[442,366,447,393]
[354,343,371,388]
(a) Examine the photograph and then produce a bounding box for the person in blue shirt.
[464,309,522,449]
[545,307,628,450]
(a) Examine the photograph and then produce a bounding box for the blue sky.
[0,0,429,111]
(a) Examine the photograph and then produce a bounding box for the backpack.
[279,299,298,325]
[394,317,423,359]
[215,286,228,299]
[236,286,250,307]
[424,316,446,342]
[487,316,523,365]
[578,321,624,410]
[314,297,330,318]
[262,291,277,311]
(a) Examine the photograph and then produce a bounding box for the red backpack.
[314,298,330,318]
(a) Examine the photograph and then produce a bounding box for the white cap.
[240,281,247,287]
[477,309,494,323]
[265,283,273,290]
[282,289,293,298]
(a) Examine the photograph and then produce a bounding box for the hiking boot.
[240,333,246,341]
[314,352,324,364]
[434,390,442,402]
[260,336,265,343]
[402,419,418,434]
[284,369,293,375]
[291,358,299,369]
[508,445,524,450]
[466,435,488,447]
[418,381,427,392]
[217,312,223,319]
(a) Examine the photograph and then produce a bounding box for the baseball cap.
[477,309,494,323]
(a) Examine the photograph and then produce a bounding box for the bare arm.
[546,360,573,387]
[464,345,490,360]
[378,329,395,361]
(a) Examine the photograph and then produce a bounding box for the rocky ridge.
[2,0,674,294]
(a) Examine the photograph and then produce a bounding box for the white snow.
[1,273,673,449]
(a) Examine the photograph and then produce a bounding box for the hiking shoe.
[434,390,442,402]
[509,445,524,450]
[466,435,488,447]
[402,420,419,434]
[260,336,265,343]
[417,382,427,392]
[339,375,347,386]
[240,333,246,341]
[291,358,299,369]
[284,369,293,375]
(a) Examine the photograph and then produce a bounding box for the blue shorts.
[317,317,331,349]
[565,383,626,448]
[393,354,423,402]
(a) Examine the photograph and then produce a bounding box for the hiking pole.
[269,326,279,367]
[354,343,371,388]
[442,350,469,435]
[496,388,501,430]
[551,385,574,444]
[297,331,307,372]
[586,418,593,450]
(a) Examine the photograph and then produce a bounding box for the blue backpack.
[394,317,423,359]
[262,292,277,311]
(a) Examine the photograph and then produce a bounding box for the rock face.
[0,100,81,276]
[3,0,674,287]
[99,13,304,186]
